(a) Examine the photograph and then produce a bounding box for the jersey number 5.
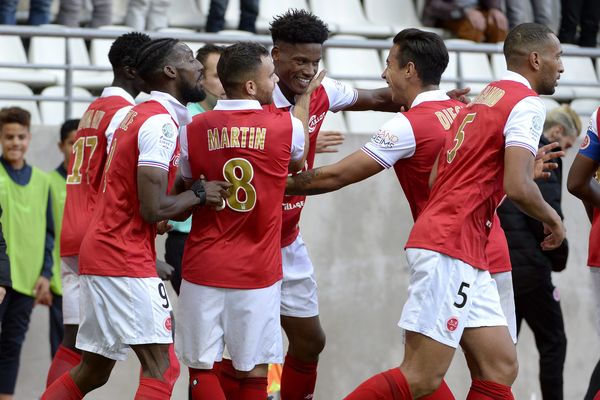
[223,158,256,212]
[67,136,98,184]
[447,113,476,163]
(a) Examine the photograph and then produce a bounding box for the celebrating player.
[342,22,565,400]
[45,31,152,388]
[42,38,230,400]
[175,41,322,400]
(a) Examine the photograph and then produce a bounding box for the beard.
[181,81,207,104]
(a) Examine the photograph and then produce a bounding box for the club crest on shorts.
[446,316,459,332]
[164,316,172,331]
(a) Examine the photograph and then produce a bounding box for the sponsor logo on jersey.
[164,316,172,331]
[308,112,326,133]
[171,152,180,167]
[581,134,591,150]
[162,123,175,138]
[446,316,459,332]
[282,200,305,211]
[371,129,398,148]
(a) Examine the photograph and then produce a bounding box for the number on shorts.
[102,138,117,193]
[67,136,98,184]
[453,282,470,309]
[158,282,170,309]
[447,113,476,163]
[222,158,256,212]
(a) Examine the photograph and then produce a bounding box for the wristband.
[190,180,207,206]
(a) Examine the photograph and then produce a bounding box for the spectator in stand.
[498,105,581,400]
[55,0,112,28]
[558,0,600,47]
[205,0,259,33]
[504,0,553,29]
[422,0,509,43]
[0,0,51,25]
[125,0,170,31]
[0,206,9,305]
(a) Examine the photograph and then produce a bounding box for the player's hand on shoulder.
[156,259,175,280]
[447,87,471,104]
[316,131,345,153]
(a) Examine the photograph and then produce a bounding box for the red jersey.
[180,99,304,289]
[590,209,600,267]
[486,213,512,273]
[406,74,543,270]
[270,78,358,247]
[79,92,188,277]
[60,87,134,256]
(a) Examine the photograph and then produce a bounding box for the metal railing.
[1,25,600,123]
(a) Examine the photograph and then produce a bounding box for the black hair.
[392,28,448,86]
[0,107,30,129]
[270,9,329,45]
[217,42,270,95]
[60,119,80,142]
[503,23,554,66]
[135,38,180,81]
[108,32,152,70]
[196,44,225,66]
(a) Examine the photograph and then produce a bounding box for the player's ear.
[529,51,541,71]
[122,66,136,80]
[163,65,177,79]
[271,46,280,61]
[245,80,257,97]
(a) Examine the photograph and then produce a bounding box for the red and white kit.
[404,71,544,347]
[77,91,188,360]
[176,99,305,371]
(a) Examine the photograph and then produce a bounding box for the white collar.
[272,84,293,109]
[501,71,533,89]
[149,90,192,127]
[213,99,263,111]
[411,89,450,108]
[100,86,136,105]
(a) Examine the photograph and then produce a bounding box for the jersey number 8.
[222,158,256,212]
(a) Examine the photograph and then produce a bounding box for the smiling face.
[0,123,30,169]
[382,45,409,106]
[272,42,322,99]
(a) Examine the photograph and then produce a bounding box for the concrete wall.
[11,127,600,399]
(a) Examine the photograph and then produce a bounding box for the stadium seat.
[440,51,458,92]
[539,96,561,112]
[0,81,42,125]
[554,53,599,100]
[309,0,392,37]
[445,39,494,95]
[0,35,56,88]
[29,30,112,90]
[158,28,206,53]
[39,86,94,125]
[255,0,310,33]
[570,98,600,117]
[344,80,395,135]
[325,35,383,81]
[363,0,445,36]
[90,26,131,71]
[320,110,348,133]
[169,0,205,29]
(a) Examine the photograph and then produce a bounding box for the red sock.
[190,367,226,400]
[41,372,83,400]
[238,376,267,400]
[281,354,318,400]
[135,377,172,400]
[163,343,181,389]
[219,359,240,400]
[344,368,412,399]
[466,380,514,400]
[421,379,455,399]
[46,345,82,388]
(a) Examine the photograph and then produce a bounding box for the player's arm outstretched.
[286,151,383,195]
[504,146,565,250]
[138,167,230,223]
[345,87,471,113]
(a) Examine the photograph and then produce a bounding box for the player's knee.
[289,329,326,359]
[409,373,444,398]
[479,351,519,385]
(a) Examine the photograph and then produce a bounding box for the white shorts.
[76,275,173,361]
[491,271,517,344]
[399,249,508,348]
[591,267,600,336]
[176,279,283,371]
[281,234,319,318]
[61,256,80,325]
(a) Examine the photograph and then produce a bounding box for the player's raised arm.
[345,86,471,112]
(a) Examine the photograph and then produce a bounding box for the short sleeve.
[321,77,358,113]
[361,113,416,169]
[105,105,133,151]
[179,125,192,180]
[290,115,305,162]
[579,108,600,163]
[137,114,178,171]
[504,96,545,156]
